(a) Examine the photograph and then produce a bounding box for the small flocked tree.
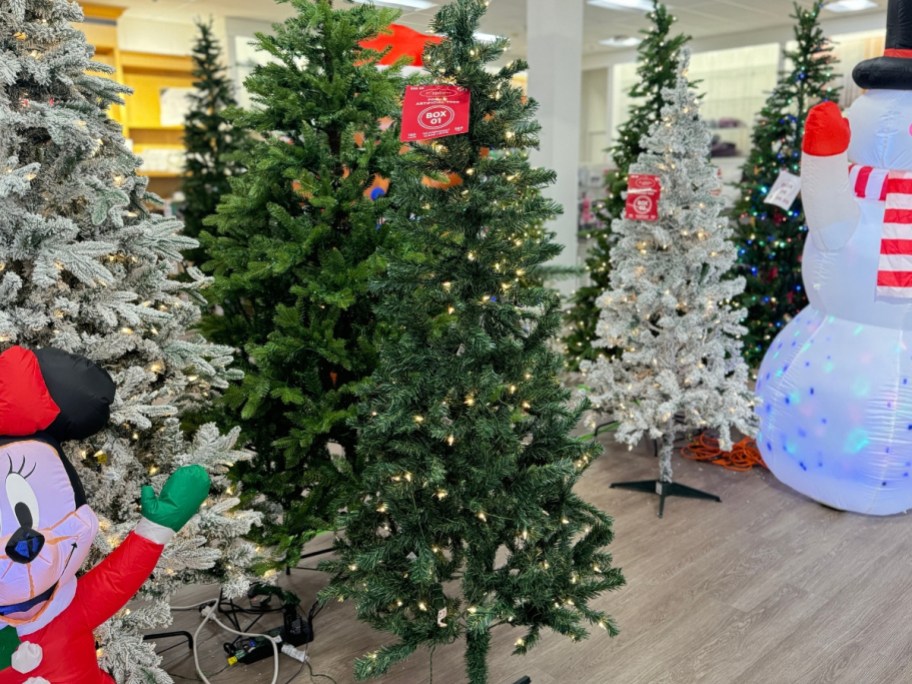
[564,0,690,369]
[201,0,405,566]
[582,50,756,509]
[0,0,259,681]
[734,0,838,367]
[321,1,625,682]
[182,18,244,267]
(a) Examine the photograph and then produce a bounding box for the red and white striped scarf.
[848,163,912,298]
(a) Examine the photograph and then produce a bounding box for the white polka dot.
[11,642,42,673]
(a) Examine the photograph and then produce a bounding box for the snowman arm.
[801,102,859,251]
[801,150,860,251]
[73,529,165,630]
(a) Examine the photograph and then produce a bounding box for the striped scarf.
[848,163,912,298]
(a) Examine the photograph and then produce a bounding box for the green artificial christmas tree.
[200,0,405,567]
[182,18,244,267]
[321,1,625,682]
[564,0,690,369]
[734,0,838,367]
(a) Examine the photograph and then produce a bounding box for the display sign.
[401,85,471,142]
[764,170,801,210]
[625,173,661,222]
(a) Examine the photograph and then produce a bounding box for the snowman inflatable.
[756,0,912,514]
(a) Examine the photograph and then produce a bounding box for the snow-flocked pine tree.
[564,1,690,369]
[0,1,260,681]
[582,50,756,488]
[321,1,624,682]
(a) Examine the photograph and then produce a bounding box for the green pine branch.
[182,18,245,267]
[321,2,624,682]
[199,0,405,567]
[733,0,839,367]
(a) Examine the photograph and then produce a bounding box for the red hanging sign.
[625,173,661,222]
[401,85,471,143]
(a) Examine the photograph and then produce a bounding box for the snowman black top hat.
[854,0,912,90]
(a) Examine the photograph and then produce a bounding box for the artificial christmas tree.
[564,0,690,369]
[582,50,756,517]
[734,1,839,367]
[321,2,624,682]
[0,1,259,681]
[200,0,405,566]
[182,18,245,267]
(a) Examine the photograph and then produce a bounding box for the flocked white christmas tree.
[582,50,756,514]
[0,1,260,681]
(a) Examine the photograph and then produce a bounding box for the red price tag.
[625,174,661,222]
[401,85,471,142]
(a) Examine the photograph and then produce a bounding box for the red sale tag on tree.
[401,85,471,142]
[625,173,661,222]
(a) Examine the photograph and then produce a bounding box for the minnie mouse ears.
[0,346,115,441]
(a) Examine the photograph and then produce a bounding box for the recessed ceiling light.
[599,35,642,48]
[587,0,654,12]
[352,0,436,10]
[824,0,877,12]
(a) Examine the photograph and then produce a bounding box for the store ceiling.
[86,0,888,59]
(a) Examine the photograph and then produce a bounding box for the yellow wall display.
[77,3,193,195]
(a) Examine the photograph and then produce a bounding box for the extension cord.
[281,644,309,663]
[193,598,280,684]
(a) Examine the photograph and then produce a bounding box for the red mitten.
[803,101,850,156]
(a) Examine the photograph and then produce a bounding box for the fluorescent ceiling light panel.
[474,32,504,43]
[587,0,654,12]
[599,36,642,47]
[824,0,877,11]
[352,0,436,10]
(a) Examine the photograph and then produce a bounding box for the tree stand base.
[610,479,721,518]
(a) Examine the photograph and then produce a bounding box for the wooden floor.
[158,434,912,684]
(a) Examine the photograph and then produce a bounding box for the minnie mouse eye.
[6,473,39,531]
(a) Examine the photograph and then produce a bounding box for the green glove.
[140,465,211,532]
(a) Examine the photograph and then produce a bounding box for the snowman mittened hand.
[803,101,851,156]
[138,465,211,541]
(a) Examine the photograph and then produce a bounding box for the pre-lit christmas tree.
[564,0,690,368]
[0,1,259,681]
[182,18,244,267]
[201,0,405,566]
[734,1,838,367]
[321,2,624,682]
[582,50,756,517]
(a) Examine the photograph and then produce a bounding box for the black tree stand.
[609,478,720,518]
[609,424,721,518]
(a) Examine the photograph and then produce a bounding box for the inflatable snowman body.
[757,0,912,514]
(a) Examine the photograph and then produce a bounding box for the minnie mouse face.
[0,438,96,626]
[0,345,114,628]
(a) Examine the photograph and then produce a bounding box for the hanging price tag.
[764,170,801,210]
[625,174,661,222]
[401,85,471,142]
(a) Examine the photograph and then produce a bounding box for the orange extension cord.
[681,433,766,472]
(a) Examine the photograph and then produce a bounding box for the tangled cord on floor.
[681,433,766,471]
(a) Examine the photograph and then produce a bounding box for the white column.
[526,0,584,297]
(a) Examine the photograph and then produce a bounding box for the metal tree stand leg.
[611,424,720,518]
[144,630,194,652]
[609,479,721,518]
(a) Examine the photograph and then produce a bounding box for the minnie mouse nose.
[6,528,45,564]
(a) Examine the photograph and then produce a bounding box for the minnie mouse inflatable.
[0,345,210,683]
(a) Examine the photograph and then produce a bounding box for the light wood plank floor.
[158,435,912,684]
